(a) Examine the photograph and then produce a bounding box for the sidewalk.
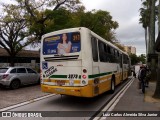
[106,77,160,120]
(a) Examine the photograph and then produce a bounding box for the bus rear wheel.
[110,79,115,93]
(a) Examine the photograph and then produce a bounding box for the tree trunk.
[148,0,151,55]
[9,56,15,67]
[159,0,160,32]
[149,0,156,81]
[153,0,160,99]
[150,0,155,54]
[153,53,160,98]
[145,27,148,54]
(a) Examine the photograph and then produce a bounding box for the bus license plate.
[55,88,65,92]
[56,80,65,86]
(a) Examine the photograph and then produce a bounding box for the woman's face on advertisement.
[62,34,67,41]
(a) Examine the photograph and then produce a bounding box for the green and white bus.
[40,27,130,97]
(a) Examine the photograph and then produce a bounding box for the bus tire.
[110,78,115,94]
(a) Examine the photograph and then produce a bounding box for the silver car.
[0,67,40,89]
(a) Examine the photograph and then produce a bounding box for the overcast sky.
[82,0,147,55]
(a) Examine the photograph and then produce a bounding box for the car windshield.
[0,68,8,73]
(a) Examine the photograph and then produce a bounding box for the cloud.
[81,0,147,55]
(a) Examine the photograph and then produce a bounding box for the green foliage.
[129,54,146,65]
[79,10,119,41]
[138,54,146,64]
[115,43,125,51]
[139,8,150,29]
[27,7,119,43]
[43,9,119,42]
[129,54,140,65]
[49,8,74,31]
[14,0,84,41]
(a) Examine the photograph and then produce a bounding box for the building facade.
[0,48,40,71]
[124,46,136,55]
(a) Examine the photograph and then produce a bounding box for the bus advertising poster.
[43,32,81,55]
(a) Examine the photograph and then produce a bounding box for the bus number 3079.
[68,74,78,79]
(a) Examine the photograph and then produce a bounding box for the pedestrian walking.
[131,65,136,78]
[145,67,151,87]
[138,65,146,93]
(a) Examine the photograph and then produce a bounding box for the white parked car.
[0,67,40,89]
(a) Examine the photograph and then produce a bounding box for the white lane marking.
[93,77,134,120]
[0,94,56,111]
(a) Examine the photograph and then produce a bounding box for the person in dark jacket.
[145,67,151,87]
[138,65,146,93]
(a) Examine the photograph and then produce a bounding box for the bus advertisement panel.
[43,32,81,55]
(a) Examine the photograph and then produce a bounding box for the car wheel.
[10,80,20,89]
[37,78,40,84]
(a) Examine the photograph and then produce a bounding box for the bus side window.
[120,54,122,68]
[115,50,119,63]
[98,40,108,62]
[109,47,115,63]
[123,54,125,64]
[91,37,98,62]
[106,45,112,62]
[123,54,127,64]
[107,45,111,54]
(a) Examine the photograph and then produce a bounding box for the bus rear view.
[41,28,92,97]
[41,27,130,97]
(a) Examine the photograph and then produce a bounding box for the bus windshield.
[43,32,81,55]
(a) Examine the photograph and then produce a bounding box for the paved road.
[0,84,49,109]
[0,79,131,120]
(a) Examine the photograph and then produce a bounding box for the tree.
[129,54,146,65]
[0,4,32,66]
[0,0,84,66]
[115,43,125,51]
[150,0,156,54]
[80,10,119,42]
[139,0,158,56]
[15,0,84,42]
[139,7,150,54]
[140,0,160,99]
[153,0,160,99]
[129,54,140,65]
[138,54,146,64]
